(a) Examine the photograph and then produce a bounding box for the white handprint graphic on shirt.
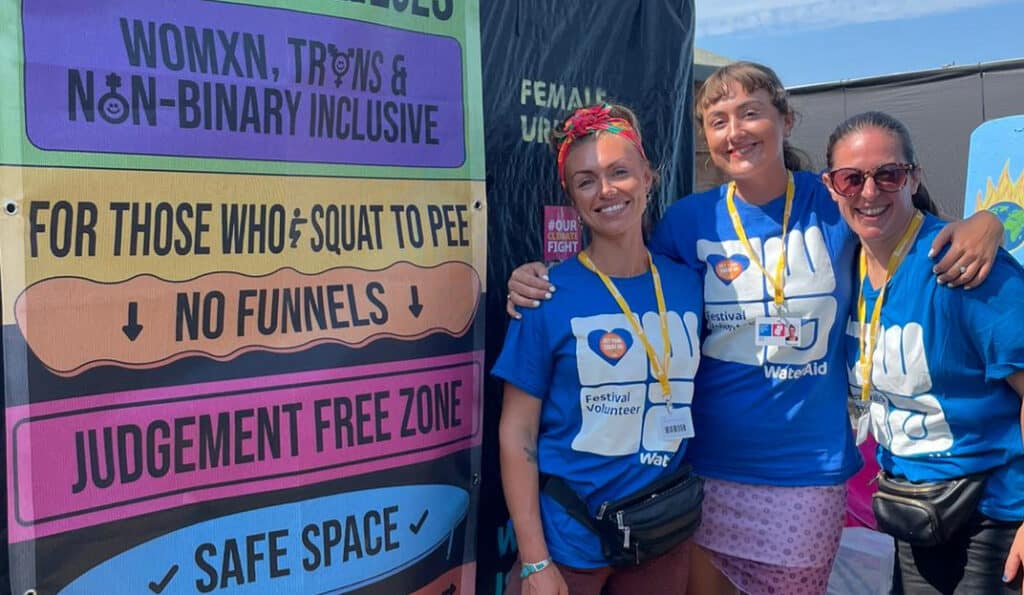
[699,226,837,366]
[570,311,701,456]
[849,322,953,456]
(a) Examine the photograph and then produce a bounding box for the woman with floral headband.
[493,103,704,594]
[506,62,1005,595]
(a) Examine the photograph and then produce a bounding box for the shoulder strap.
[539,473,603,535]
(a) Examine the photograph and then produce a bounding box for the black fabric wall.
[477,1,695,592]
[788,60,1024,217]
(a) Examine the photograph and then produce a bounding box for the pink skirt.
[695,477,846,595]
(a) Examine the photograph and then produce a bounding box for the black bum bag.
[541,464,703,567]
[872,471,988,547]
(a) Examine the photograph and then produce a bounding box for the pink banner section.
[6,351,483,543]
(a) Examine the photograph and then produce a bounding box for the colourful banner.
[0,1,484,593]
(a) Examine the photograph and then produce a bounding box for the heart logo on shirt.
[707,254,750,284]
[588,329,633,365]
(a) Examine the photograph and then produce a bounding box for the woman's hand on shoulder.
[931,210,1004,288]
[507,262,555,319]
[522,564,569,595]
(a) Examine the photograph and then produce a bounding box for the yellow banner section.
[0,166,486,324]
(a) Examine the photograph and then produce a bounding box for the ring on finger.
[959,265,967,275]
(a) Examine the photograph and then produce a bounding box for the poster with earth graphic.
[963,115,1024,263]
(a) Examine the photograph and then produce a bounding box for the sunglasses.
[825,163,916,198]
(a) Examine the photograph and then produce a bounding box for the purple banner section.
[6,351,483,542]
[23,0,465,167]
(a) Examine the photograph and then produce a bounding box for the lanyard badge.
[578,251,690,441]
[725,173,808,348]
[725,171,795,309]
[577,251,673,405]
[856,210,925,402]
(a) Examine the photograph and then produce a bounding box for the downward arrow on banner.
[122,302,143,341]
[409,286,423,318]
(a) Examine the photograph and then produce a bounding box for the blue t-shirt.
[846,214,1024,521]
[492,254,703,568]
[650,170,862,486]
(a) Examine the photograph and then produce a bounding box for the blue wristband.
[520,558,551,578]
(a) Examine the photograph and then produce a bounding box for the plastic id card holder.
[754,316,803,346]
[660,408,694,441]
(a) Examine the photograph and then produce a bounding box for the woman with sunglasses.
[494,104,704,595]
[506,62,1005,595]
[824,111,1024,595]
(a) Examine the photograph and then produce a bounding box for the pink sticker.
[543,205,581,263]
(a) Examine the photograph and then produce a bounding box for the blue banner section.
[60,484,469,594]
[964,115,1024,262]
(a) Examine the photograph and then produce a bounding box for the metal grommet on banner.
[24,589,38,595]
[3,200,17,215]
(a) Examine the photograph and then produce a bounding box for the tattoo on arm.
[523,446,538,463]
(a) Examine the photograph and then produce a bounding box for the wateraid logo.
[639,452,670,467]
[763,361,828,380]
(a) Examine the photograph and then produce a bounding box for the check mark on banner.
[148,564,179,594]
[410,509,430,534]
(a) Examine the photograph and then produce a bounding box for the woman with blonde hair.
[495,103,704,594]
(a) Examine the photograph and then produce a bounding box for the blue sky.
[695,0,1024,87]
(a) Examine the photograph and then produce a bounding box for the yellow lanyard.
[578,251,673,404]
[856,210,925,401]
[725,172,795,307]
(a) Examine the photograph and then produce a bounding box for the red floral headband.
[555,104,647,188]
